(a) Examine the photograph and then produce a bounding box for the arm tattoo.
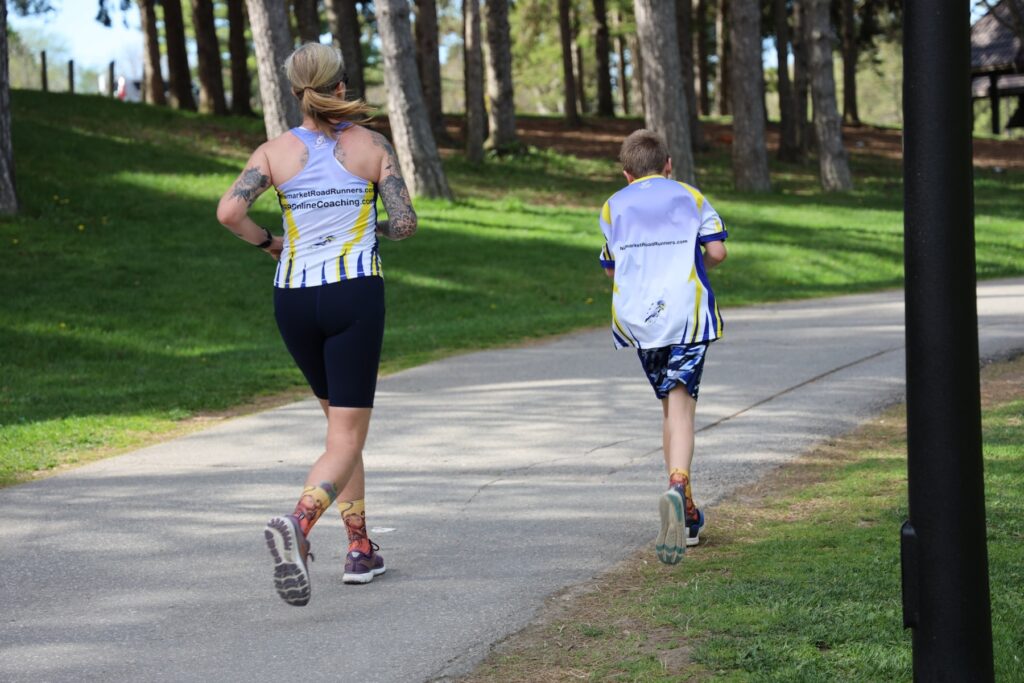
[230,167,271,207]
[377,174,417,240]
[370,132,403,179]
[369,131,416,240]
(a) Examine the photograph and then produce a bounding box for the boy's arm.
[702,239,727,269]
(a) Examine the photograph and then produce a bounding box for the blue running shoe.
[656,488,687,564]
[686,507,705,547]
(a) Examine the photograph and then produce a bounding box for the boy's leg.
[662,386,696,476]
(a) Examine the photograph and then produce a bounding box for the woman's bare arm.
[370,132,417,241]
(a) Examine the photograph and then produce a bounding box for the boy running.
[598,129,728,564]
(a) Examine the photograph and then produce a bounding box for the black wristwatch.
[255,227,274,249]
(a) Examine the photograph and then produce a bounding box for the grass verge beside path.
[1,90,1022,484]
[463,355,1024,682]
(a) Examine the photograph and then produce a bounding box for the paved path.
[1,279,1022,683]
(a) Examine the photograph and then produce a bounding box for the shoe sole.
[265,517,311,606]
[343,564,387,585]
[656,489,686,564]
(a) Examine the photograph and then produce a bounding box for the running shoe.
[264,515,314,606]
[687,507,705,547]
[343,542,386,584]
[656,488,687,565]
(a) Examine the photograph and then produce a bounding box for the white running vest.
[273,125,381,289]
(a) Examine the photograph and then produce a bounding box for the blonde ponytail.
[285,43,373,136]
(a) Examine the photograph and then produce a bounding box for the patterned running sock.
[292,481,338,536]
[338,498,371,555]
[669,468,699,523]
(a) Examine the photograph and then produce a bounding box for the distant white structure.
[115,75,142,102]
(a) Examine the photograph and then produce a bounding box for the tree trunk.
[0,0,18,215]
[630,34,645,117]
[715,0,729,116]
[559,0,581,126]
[377,0,452,199]
[633,0,696,184]
[463,0,486,163]
[483,0,518,150]
[246,0,302,139]
[676,0,702,148]
[163,0,197,110]
[192,0,229,115]
[137,0,167,106]
[573,9,588,115]
[414,0,447,142]
[728,0,770,191]
[593,0,614,116]
[774,0,799,161]
[293,0,321,43]
[840,0,859,124]
[806,0,852,191]
[327,0,365,100]
[615,11,630,115]
[695,0,710,116]
[227,0,254,115]
[792,0,812,155]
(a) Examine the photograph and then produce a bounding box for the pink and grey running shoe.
[264,515,314,606]
[343,542,386,584]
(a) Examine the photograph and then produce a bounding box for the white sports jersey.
[273,125,381,289]
[598,175,727,349]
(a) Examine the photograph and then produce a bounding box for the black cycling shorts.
[273,276,385,408]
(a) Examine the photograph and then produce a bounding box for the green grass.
[1,90,1022,484]
[464,358,1024,682]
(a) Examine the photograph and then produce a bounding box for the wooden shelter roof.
[971,0,1024,73]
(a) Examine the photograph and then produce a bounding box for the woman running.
[216,43,417,607]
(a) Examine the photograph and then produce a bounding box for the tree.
[191,0,228,114]
[137,0,166,105]
[728,0,770,191]
[463,0,486,163]
[376,0,452,198]
[695,0,710,116]
[559,0,582,126]
[593,0,615,116]
[293,0,321,43]
[227,0,253,115]
[805,0,852,191]
[1,0,18,215]
[246,0,301,139]
[633,0,695,184]
[612,7,632,115]
[774,0,800,161]
[715,0,729,116]
[840,0,859,124]
[675,0,701,147]
[326,0,365,100]
[414,0,446,141]
[163,0,197,110]
[484,0,519,150]
[572,5,588,114]
[792,0,813,155]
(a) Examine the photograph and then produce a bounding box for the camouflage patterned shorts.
[637,343,709,400]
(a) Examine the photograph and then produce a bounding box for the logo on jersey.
[644,300,667,324]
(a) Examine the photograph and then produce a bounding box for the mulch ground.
[422,114,1024,170]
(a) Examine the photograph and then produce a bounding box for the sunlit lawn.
[1,90,1022,483]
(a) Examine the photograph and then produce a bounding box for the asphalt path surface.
[1,279,1021,682]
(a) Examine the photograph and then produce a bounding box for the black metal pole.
[901,3,994,681]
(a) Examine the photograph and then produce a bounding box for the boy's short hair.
[619,129,669,177]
